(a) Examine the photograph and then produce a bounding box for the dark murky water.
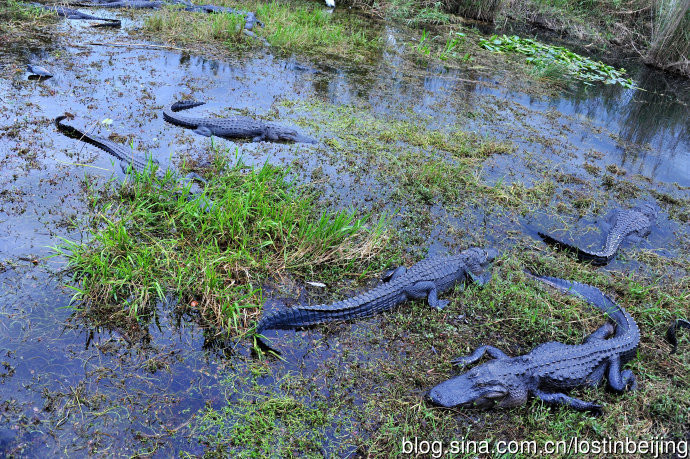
[0,10,688,456]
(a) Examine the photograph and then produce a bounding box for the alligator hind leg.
[451,345,509,366]
[532,389,603,414]
[403,281,449,310]
[382,266,407,283]
[607,358,637,392]
[583,322,615,343]
[194,126,214,137]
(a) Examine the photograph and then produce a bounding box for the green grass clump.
[0,0,56,48]
[55,151,388,333]
[0,0,47,22]
[291,100,527,209]
[144,0,380,60]
[255,1,380,58]
[145,6,249,47]
[387,0,456,26]
[480,34,634,87]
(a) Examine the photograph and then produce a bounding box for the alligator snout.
[485,248,499,262]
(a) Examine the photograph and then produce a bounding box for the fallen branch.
[85,41,188,51]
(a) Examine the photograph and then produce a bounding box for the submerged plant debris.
[480,34,635,87]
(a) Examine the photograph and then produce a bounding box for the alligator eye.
[484,390,508,399]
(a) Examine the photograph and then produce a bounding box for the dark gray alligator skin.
[34,4,121,27]
[67,1,260,30]
[255,247,498,352]
[427,272,640,414]
[538,203,657,265]
[56,115,158,174]
[163,100,316,143]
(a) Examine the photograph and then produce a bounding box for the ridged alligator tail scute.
[254,247,498,354]
[427,271,639,414]
[55,115,157,173]
[170,100,206,112]
[538,203,657,266]
[666,319,690,354]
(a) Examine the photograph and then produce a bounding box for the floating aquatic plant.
[479,34,634,88]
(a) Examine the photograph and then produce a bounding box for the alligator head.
[635,202,658,221]
[461,247,498,285]
[264,125,317,144]
[427,361,526,409]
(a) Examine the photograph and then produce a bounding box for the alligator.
[538,203,657,266]
[163,100,316,143]
[666,319,690,354]
[69,0,261,30]
[255,247,498,352]
[34,4,121,27]
[427,272,640,414]
[183,6,261,30]
[55,115,208,199]
[75,0,165,8]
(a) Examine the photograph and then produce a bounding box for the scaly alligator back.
[255,247,497,351]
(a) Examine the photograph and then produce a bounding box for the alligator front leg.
[467,270,492,287]
[403,281,450,310]
[451,345,509,366]
[606,358,637,392]
[532,389,603,414]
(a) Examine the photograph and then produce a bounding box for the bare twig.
[85,41,188,51]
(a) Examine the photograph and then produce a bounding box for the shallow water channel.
[0,9,688,456]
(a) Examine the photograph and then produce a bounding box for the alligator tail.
[56,116,112,153]
[254,307,335,352]
[538,231,611,266]
[524,270,632,336]
[163,101,207,129]
[170,100,206,112]
[56,115,157,172]
[666,319,690,354]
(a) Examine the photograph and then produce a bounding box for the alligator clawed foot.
[434,300,450,310]
[450,356,470,367]
[589,405,604,416]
